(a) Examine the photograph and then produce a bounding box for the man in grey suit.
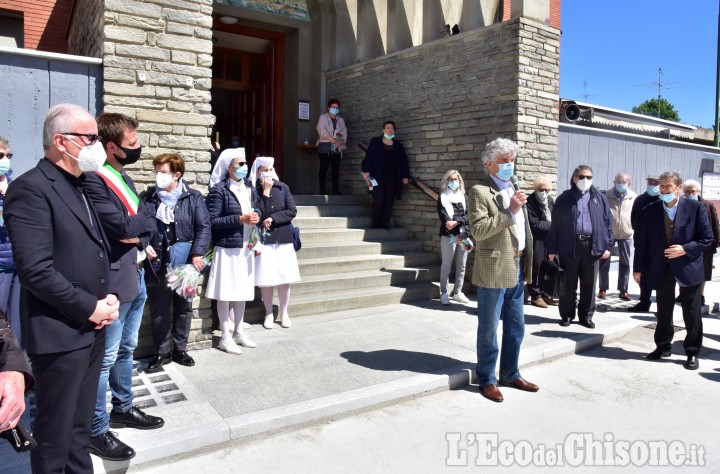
[468,138,539,403]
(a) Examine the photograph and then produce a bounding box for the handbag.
[278,186,301,252]
[168,241,192,267]
[316,142,332,155]
[1,422,37,452]
[538,258,565,298]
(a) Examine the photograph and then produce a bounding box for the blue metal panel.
[0,51,102,178]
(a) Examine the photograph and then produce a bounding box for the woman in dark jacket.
[205,148,260,355]
[0,136,21,346]
[526,176,556,308]
[142,153,211,372]
[251,157,301,330]
[437,169,470,305]
[361,120,411,229]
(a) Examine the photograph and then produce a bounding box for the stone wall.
[327,17,559,267]
[67,0,104,58]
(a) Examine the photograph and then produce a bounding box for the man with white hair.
[598,172,636,301]
[4,104,120,473]
[468,137,538,403]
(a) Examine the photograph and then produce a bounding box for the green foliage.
[631,98,680,122]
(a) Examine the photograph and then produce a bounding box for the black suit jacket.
[83,171,154,303]
[0,329,34,391]
[4,159,111,355]
[633,198,713,289]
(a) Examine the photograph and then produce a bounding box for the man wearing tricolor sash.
[83,114,164,461]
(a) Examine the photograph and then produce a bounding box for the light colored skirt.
[255,243,301,287]
[205,247,255,301]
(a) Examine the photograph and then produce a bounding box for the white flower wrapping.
[165,264,203,301]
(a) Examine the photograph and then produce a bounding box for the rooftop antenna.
[656,68,663,118]
[582,80,594,102]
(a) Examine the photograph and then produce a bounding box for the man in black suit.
[83,113,163,461]
[4,103,120,473]
[633,171,713,370]
[627,176,661,312]
[0,313,33,433]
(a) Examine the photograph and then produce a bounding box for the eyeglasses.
[0,153,13,159]
[538,188,550,192]
[577,175,592,180]
[62,133,102,144]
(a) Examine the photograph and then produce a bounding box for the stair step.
[243,282,440,320]
[297,251,438,276]
[294,195,369,206]
[296,205,370,218]
[299,227,409,243]
[297,240,423,259]
[293,216,393,230]
[281,267,440,296]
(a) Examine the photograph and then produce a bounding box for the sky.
[560,0,719,128]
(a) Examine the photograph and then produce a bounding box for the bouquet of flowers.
[165,249,214,301]
[330,132,344,153]
[452,234,474,252]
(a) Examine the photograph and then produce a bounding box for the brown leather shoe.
[479,384,504,402]
[542,296,558,306]
[499,377,539,392]
[598,290,606,299]
[531,298,548,308]
[619,292,631,301]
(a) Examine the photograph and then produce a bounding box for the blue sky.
[560,0,718,128]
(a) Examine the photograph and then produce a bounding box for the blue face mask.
[0,158,10,176]
[659,192,677,203]
[330,107,340,115]
[383,133,395,140]
[496,162,514,182]
[687,194,699,201]
[615,184,627,193]
[647,185,659,196]
[448,180,459,191]
[234,165,248,180]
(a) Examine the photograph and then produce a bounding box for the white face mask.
[260,171,273,180]
[536,191,548,202]
[576,177,592,193]
[156,172,174,189]
[64,139,106,172]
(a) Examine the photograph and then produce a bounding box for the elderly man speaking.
[468,138,539,403]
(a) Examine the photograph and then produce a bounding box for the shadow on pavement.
[340,349,468,374]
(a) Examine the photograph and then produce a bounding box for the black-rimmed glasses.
[62,133,102,143]
[0,153,13,159]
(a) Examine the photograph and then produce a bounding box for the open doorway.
[211,24,284,174]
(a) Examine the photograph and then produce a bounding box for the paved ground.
[1,257,719,473]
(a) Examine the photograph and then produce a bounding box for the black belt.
[576,234,592,242]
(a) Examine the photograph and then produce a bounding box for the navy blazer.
[361,136,411,200]
[633,198,713,289]
[4,159,111,355]
[84,170,155,303]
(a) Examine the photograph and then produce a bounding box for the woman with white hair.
[526,175,556,308]
[251,157,301,329]
[205,148,260,355]
[437,169,470,305]
[683,179,720,303]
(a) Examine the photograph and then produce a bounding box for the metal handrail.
[358,142,438,201]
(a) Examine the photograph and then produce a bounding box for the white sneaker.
[280,314,291,328]
[218,339,242,355]
[233,333,257,348]
[453,291,470,304]
[440,293,450,305]
[242,322,251,329]
[263,315,274,329]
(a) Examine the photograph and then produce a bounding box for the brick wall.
[328,17,559,270]
[0,0,72,53]
[503,0,561,29]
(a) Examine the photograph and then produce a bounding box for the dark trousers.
[599,238,632,293]
[371,179,397,228]
[638,271,653,305]
[147,283,193,354]
[654,267,703,356]
[29,329,105,474]
[528,238,548,300]
[318,152,341,193]
[559,239,599,322]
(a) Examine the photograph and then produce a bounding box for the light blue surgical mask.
[330,107,340,115]
[448,180,459,191]
[615,184,627,193]
[659,192,677,203]
[496,162,514,182]
[383,133,394,140]
[646,185,659,196]
[687,194,699,201]
[234,165,248,180]
[0,158,10,176]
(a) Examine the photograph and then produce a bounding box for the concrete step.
[296,205,370,218]
[243,281,440,320]
[297,251,439,276]
[294,194,369,206]
[297,240,424,259]
[293,216,384,230]
[299,227,409,243]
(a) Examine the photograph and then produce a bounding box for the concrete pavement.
[1,258,718,473]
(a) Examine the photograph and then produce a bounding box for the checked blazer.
[468,174,533,289]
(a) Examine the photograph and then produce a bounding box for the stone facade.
[327,17,559,263]
[66,0,104,58]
